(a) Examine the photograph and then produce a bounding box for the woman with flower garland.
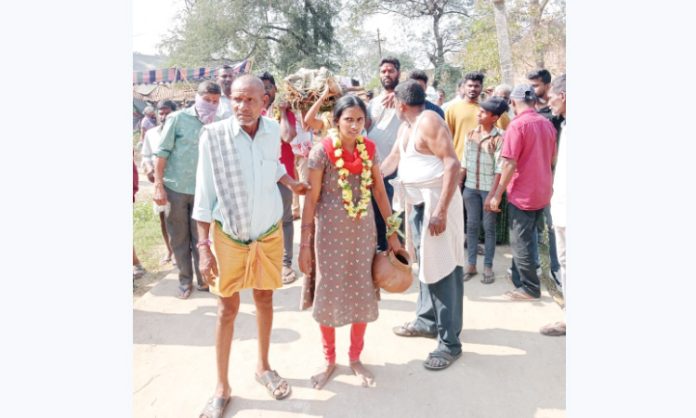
[299,95,402,390]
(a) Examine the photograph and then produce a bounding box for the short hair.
[333,95,367,124]
[157,100,177,111]
[464,71,485,84]
[437,88,445,95]
[257,71,276,87]
[366,90,374,99]
[143,105,155,116]
[409,70,428,85]
[494,84,512,96]
[197,80,222,95]
[527,68,552,84]
[378,57,401,72]
[394,80,426,106]
[550,74,566,94]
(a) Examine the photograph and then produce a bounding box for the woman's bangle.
[300,243,312,248]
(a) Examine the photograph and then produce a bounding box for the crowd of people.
[132,58,567,418]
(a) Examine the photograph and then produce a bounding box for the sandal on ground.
[503,288,539,301]
[133,264,146,280]
[463,271,477,282]
[392,322,437,338]
[282,266,297,285]
[159,255,172,266]
[196,284,210,292]
[540,321,566,336]
[423,351,461,371]
[177,286,192,299]
[481,272,495,284]
[199,396,230,418]
[255,370,291,400]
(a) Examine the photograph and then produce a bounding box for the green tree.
[159,0,340,74]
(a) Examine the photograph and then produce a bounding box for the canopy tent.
[132,59,252,85]
[132,59,252,132]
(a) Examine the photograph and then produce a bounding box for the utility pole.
[376,28,386,58]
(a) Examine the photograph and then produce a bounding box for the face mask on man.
[195,94,219,124]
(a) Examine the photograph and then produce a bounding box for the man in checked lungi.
[192,75,310,417]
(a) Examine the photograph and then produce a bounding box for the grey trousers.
[508,203,545,298]
[164,186,203,289]
[278,183,294,267]
[409,203,464,356]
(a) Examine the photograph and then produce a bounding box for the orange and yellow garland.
[327,128,373,219]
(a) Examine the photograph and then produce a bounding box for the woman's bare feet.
[349,360,375,388]
[310,363,336,390]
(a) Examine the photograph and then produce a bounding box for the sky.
[132,0,416,60]
[132,0,184,55]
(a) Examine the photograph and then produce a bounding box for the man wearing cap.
[489,84,556,301]
[461,97,509,284]
[153,80,221,299]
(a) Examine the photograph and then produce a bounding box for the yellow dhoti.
[211,222,283,297]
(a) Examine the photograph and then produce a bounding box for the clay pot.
[372,249,413,293]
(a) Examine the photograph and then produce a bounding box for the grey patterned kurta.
[308,144,380,327]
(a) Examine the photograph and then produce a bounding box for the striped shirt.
[462,126,504,192]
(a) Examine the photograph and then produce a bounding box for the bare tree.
[353,0,472,84]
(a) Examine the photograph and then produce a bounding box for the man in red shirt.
[489,84,556,300]
[259,71,299,285]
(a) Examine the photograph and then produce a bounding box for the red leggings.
[319,323,367,364]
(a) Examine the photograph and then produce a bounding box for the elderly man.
[489,84,557,301]
[541,73,567,336]
[153,81,221,299]
[193,75,309,417]
[383,80,465,371]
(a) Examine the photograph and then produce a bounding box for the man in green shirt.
[153,80,221,299]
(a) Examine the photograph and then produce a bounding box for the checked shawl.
[204,120,251,242]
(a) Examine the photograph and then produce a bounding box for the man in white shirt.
[540,74,567,337]
[140,100,177,264]
[192,76,309,417]
[440,79,467,112]
[366,56,403,251]
[216,65,236,119]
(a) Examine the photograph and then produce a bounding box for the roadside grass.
[133,200,166,272]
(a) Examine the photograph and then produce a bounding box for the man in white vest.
[381,80,466,371]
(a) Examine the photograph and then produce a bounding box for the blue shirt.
[425,100,444,119]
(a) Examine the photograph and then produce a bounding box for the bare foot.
[310,363,336,390]
[350,361,375,388]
